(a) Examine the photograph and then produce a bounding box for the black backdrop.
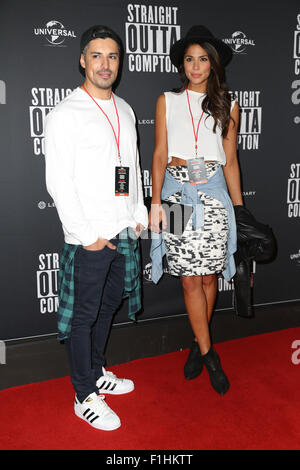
[0,0,299,340]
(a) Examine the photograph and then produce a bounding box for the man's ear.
[80,53,86,70]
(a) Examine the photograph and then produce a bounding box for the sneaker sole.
[74,405,121,431]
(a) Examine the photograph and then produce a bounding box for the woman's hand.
[222,102,243,206]
[134,223,144,238]
[148,203,167,233]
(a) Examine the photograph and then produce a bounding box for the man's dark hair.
[80,25,123,57]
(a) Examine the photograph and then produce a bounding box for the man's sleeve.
[44,109,99,246]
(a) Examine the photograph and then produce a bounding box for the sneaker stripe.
[110,383,117,391]
[104,381,112,390]
[86,411,95,420]
[89,415,99,424]
[98,381,106,390]
[83,408,91,417]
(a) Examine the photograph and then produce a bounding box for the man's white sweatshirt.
[44,87,148,245]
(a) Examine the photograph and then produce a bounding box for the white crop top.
[165,90,236,165]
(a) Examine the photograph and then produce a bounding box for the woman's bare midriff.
[168,157,217,166]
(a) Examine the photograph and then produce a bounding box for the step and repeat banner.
[0,0,299,340]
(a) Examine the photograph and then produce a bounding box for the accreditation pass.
[115,166,129,196]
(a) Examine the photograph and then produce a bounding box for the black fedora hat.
[170,25,232,68]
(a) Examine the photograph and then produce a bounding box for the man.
[44,25,148,431]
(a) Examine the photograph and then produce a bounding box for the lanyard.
[82,81,122,165]
[186,89,204,157]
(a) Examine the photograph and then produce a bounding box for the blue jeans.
[65,237,125,402]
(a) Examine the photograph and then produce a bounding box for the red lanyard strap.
[186,89,204,156]
[82,81,121,162]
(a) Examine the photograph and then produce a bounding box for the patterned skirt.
[162,163,229,277]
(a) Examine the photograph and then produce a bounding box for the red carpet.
[1,327,300,450]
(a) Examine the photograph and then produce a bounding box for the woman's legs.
[202,274,218,324]
[182,273,230,394]
[181,274,217,354]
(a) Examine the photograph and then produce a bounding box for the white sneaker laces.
[104,370,124,383]
[89,394,113,417]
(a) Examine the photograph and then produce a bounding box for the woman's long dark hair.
[173,41,235,137]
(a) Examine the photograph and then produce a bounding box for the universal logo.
[0,80,6,104]
[34,20,76,47]
[223,31,255,54]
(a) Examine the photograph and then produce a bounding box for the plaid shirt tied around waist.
[57,228,142,341]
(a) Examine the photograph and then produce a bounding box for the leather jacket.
[233,206,277,317]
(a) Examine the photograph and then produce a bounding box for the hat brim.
[170,35,232,68]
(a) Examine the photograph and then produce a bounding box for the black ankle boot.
[184,340,203,380]
[202,346,230,395]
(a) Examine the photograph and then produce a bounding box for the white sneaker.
[74,392,121,431]
[96,367,135,395]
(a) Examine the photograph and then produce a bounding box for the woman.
[149,26,243,395]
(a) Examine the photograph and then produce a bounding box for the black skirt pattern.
[162,163,229,277]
